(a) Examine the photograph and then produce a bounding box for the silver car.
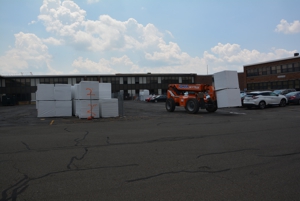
[243,91,288,109]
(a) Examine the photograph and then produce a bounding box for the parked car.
[150,95,167,103]
[243,91,287,109]
[145,95,156,102]
[240,92,248,107]
[285,91,300,105]
[273,89,296,96]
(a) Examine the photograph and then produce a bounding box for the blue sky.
[0,0,299,76]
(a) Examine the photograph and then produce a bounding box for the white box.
[77,81,99,100]
[54,84,72,100]
[55,101,72,117]
[75,100,100,119]
[36,84,54,100]
[37,101,55,117]
[214,70,239,91]
[99,99,119,118]
[99,83,111,99]
[216,88,242,108]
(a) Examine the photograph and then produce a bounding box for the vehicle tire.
[205,101,218,113]
[258,101,266,109]
[185,99,199,114]
[165,98,175,112]
[279,99,286,107]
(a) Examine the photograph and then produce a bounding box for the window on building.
[281,65,287,73]
[288,80,294,89]
[123,77,128,84]
[295,80,300,89]
[135,77,139,84]
[262,67,268,75]
[271,66,276,74]
[294,63,300,72]
[276,66,281,74]
[288,64,293,72]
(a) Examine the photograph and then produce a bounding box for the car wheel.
[185,98,199,114]
[165,98,175,112]
[258,101,266,109]
[279,99,286,107]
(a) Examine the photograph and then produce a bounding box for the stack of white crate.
[139,89,150,101]
[213,70,242,108]
[36,84,72,117]
[99,83,119,118]
[72,81,100,119]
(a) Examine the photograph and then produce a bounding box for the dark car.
[273,89,296,96]
[150,95,167,103]
[285,91,300,105]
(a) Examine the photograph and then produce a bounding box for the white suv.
[243,91,288,109]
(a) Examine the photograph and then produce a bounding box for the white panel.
[37,101,55,117]
[77,81,99,100]
[214,70,239,90]
[68,78,72,85]
[77,99,99,119]
[158,77,161,83]
[139,77,143,84]
[216,88,241,108]
[36,84,54,100]
[143,77,146,84]
[99,83,111,99]
[119,77,123,84]
[2,79,5,87]
[72,78,76,85]
[55,101,72,117]
[36,79,40,85]
[179,77,182,83]
[54,84,72,100]
[99,98,119,118]
[128,77,132,84]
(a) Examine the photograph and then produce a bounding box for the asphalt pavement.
[0,101,300,201]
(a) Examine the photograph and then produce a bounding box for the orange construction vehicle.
[165,84,218,114]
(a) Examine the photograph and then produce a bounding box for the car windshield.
[273,90,283,95]
[286,92,298,96]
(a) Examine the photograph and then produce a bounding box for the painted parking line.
[50,120,54,125]
[230,112,246,115]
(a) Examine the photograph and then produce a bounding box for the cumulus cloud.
[0,32,55,75]
[87,0,100,4]
[275,19,300,34]
[42,37,63,45]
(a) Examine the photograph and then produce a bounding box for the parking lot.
[1,101,300,201]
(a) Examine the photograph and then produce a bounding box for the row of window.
[247,62,300,77]
[247,80,300,91]
[2,76,194,87]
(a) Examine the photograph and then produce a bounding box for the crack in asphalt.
[21,141,31,150]
[74,131,89,146]
[67,147,88,169]
[258,151,300,157]
[126,168,231,183]
[197,148,259,158]
[0,164,138,201]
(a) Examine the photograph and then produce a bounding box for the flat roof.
[244,55,300,67]
[0,73,197,78]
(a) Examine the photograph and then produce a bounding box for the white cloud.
[0,32,52,74]
[275,19,300,34]
[42,37,63,45]
[71,56,140,74]
[87,0,99,4]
